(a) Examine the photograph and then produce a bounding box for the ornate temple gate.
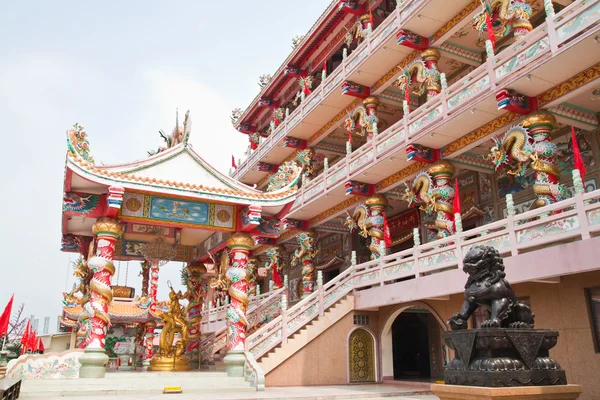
[348,328,376,383]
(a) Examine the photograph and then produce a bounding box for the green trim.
[561,102,598,116]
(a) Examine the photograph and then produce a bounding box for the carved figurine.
[265,246,284,289]
[345,194,390,259]
[402,160,455,239]
[247,257,259,296]
[345,97,380,140]
[448,245,534,330]
[180,262,207,358]
[473,0,533,44]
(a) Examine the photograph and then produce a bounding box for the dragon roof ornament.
[67,123,94,164]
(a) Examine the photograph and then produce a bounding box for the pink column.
[149,261,159,313]
[143,320,156,367]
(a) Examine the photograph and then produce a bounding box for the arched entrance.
[348,328,376,383]
[381,303,447,382]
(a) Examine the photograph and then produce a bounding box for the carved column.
[143,320,156,368]
[183,261,207,368]
[223,233,255,377]
[247,257,260,295]
[429,160,456,239]
[79,217,123,378]
[292,230,319,298]
[364,194,389,259]
[140,261,150,297]
[422,48,441,99]
[149,261,159,313]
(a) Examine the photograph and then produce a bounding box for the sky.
[0,0,328,332]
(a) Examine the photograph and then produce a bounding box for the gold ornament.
[364,193,388,208]
[226,233,255,250]
[92,217,123,237]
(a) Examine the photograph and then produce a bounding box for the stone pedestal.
[223,350,245,377]
[79,348,109,378]
[431,384,583,400]
[118,354,132,371]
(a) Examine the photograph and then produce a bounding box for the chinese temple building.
[39,0,600,397]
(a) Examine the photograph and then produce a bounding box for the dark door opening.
[323,268,340,283]
[392,311,431,381]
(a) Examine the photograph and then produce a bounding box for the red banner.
[387,208,419,238]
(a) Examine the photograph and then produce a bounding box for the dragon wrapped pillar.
[143,320,156,367]
[182,261,207,366]
[395,49,441,101]
[247,257,259,296]
[140,261,150,297]
[473,0,533,47]
[149,261,159,313]
[346,194,391,259]
[223,233,255,377]
[265,245,285,289]
[489,111,565,209]
[291,231,319,298]
[79,217,123,378]
[403,160,456,239]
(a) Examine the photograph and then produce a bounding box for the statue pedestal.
[148,355,191,372]
[444,328,567,387]
[79,348,109,378]
[223,350,245,377]
[431,384,583,400]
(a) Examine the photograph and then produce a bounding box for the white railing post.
[317,270,324,317]
[574,170,591,240]
[413,228,421,277]
[281,294,288,344]
[506,194,519,256]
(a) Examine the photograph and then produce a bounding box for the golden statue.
[149,281,191,371]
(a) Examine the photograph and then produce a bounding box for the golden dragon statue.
[473,0,533,42]
[345,194,390,259]
[291,231,319,297]
[394,49,441,101]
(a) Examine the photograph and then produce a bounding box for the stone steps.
[20,371,253,397]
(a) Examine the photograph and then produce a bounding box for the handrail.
[247,186,600,359]
[289,0,599,214]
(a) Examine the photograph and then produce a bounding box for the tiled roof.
[63,301,153,321]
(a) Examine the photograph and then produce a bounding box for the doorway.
[348,328,376,383]
[391,310,431,380]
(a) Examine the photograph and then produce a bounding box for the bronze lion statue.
[448,245,534,330]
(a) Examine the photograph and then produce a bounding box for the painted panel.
[462,234,511,254]
[349,150,374,171]
[447,75,490,110]
[516,215,580,243]
[495,38,549,80]
[419,249,458,269]
[120,192,235,230]
[556,2,600,42]
[408,105,443,134]
[371,19,396,48]
[383,261,414,278]
[327,167,347,186]
[126,223,174,237]
[377,130,405,153]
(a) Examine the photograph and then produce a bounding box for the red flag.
[572,126,586,181]
[272,267,283,288]
[485,11,496,51]
[36,337,45,353]
[28,330,37,353]
[231,155,237,169]
[369,10,374,27]
[0,294,14,337]
[453,178,461,214]
[303,81,311,95]
[323,59,327,73]
[21,320,30,354]
[383,213,392,249]
[404,77,411,106]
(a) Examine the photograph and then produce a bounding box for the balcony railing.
[290,0,600,214]
[232,0,429,179]
[246,186,600,360]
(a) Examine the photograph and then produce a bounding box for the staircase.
[257,295,354,374]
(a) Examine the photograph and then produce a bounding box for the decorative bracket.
[342,81,371,98]
[338,0,366,15]
[496,89,538,115]
[281,218,308,231]
[258,98,280,109]
[238,123,257,135]
[253,236,276,246]
[283,136,307,149]
[396,29,430,50]
[406,144,440,163]
[106,186,125,218]
[239,205,263,231]
[257,162,279,173]
[344,180,375,196]
[284,66,307,78]
[248,217,280,238]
